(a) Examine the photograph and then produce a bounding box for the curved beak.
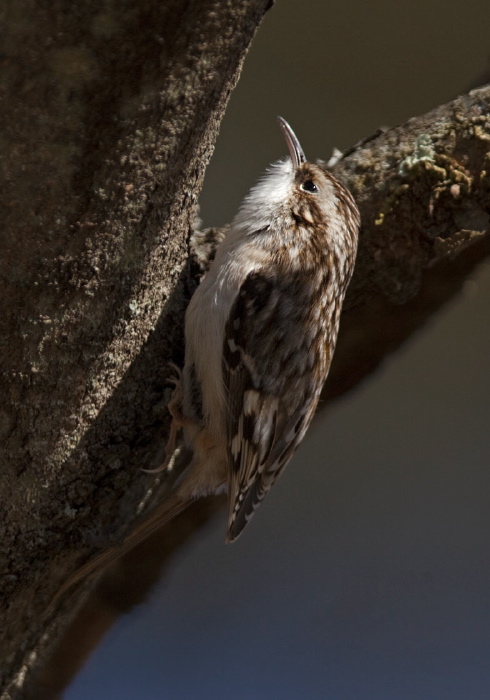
[277,116,306,169]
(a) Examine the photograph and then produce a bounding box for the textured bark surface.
[326,86,490,400]
[0,0,271,695]
[1,0,490,694]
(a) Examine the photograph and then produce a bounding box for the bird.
[57,117,360,597]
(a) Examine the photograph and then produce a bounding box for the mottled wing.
[223,270,324,542]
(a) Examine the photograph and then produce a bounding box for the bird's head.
[232,117,359,256]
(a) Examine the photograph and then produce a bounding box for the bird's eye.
[301,179,318,193]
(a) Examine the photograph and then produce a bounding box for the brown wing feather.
[223,271,325,542]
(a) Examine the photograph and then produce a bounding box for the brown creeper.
[183,117,360,541]
[59,118,359,594]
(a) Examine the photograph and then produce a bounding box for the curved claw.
[167,361,183,381]
[143,363,197,474]
[142,448,178,474]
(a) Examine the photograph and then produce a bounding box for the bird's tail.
[54,488,195,605]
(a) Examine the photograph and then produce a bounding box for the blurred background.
[67,1,490,698]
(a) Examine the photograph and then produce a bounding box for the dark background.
[67,1,490,698]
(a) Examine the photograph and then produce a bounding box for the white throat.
[231,158,293,236]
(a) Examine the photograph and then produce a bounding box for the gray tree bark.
[1,0,489,695]
[327,89,490,401]
[0,0,272,695]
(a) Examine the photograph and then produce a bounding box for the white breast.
[183,233,269,440]
[183,157,295,440]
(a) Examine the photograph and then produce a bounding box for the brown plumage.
[57,117,360,598]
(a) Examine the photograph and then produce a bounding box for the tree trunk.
[0,0,272,694]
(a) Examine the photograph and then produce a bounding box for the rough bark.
[1,0,490,694]
[326,88,490,400]
[0,0,272,695]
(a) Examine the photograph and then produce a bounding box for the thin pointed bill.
[277,116,306,169]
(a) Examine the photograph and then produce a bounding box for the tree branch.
[326,86,490,401]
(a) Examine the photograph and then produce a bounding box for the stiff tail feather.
[54,490,194,604]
